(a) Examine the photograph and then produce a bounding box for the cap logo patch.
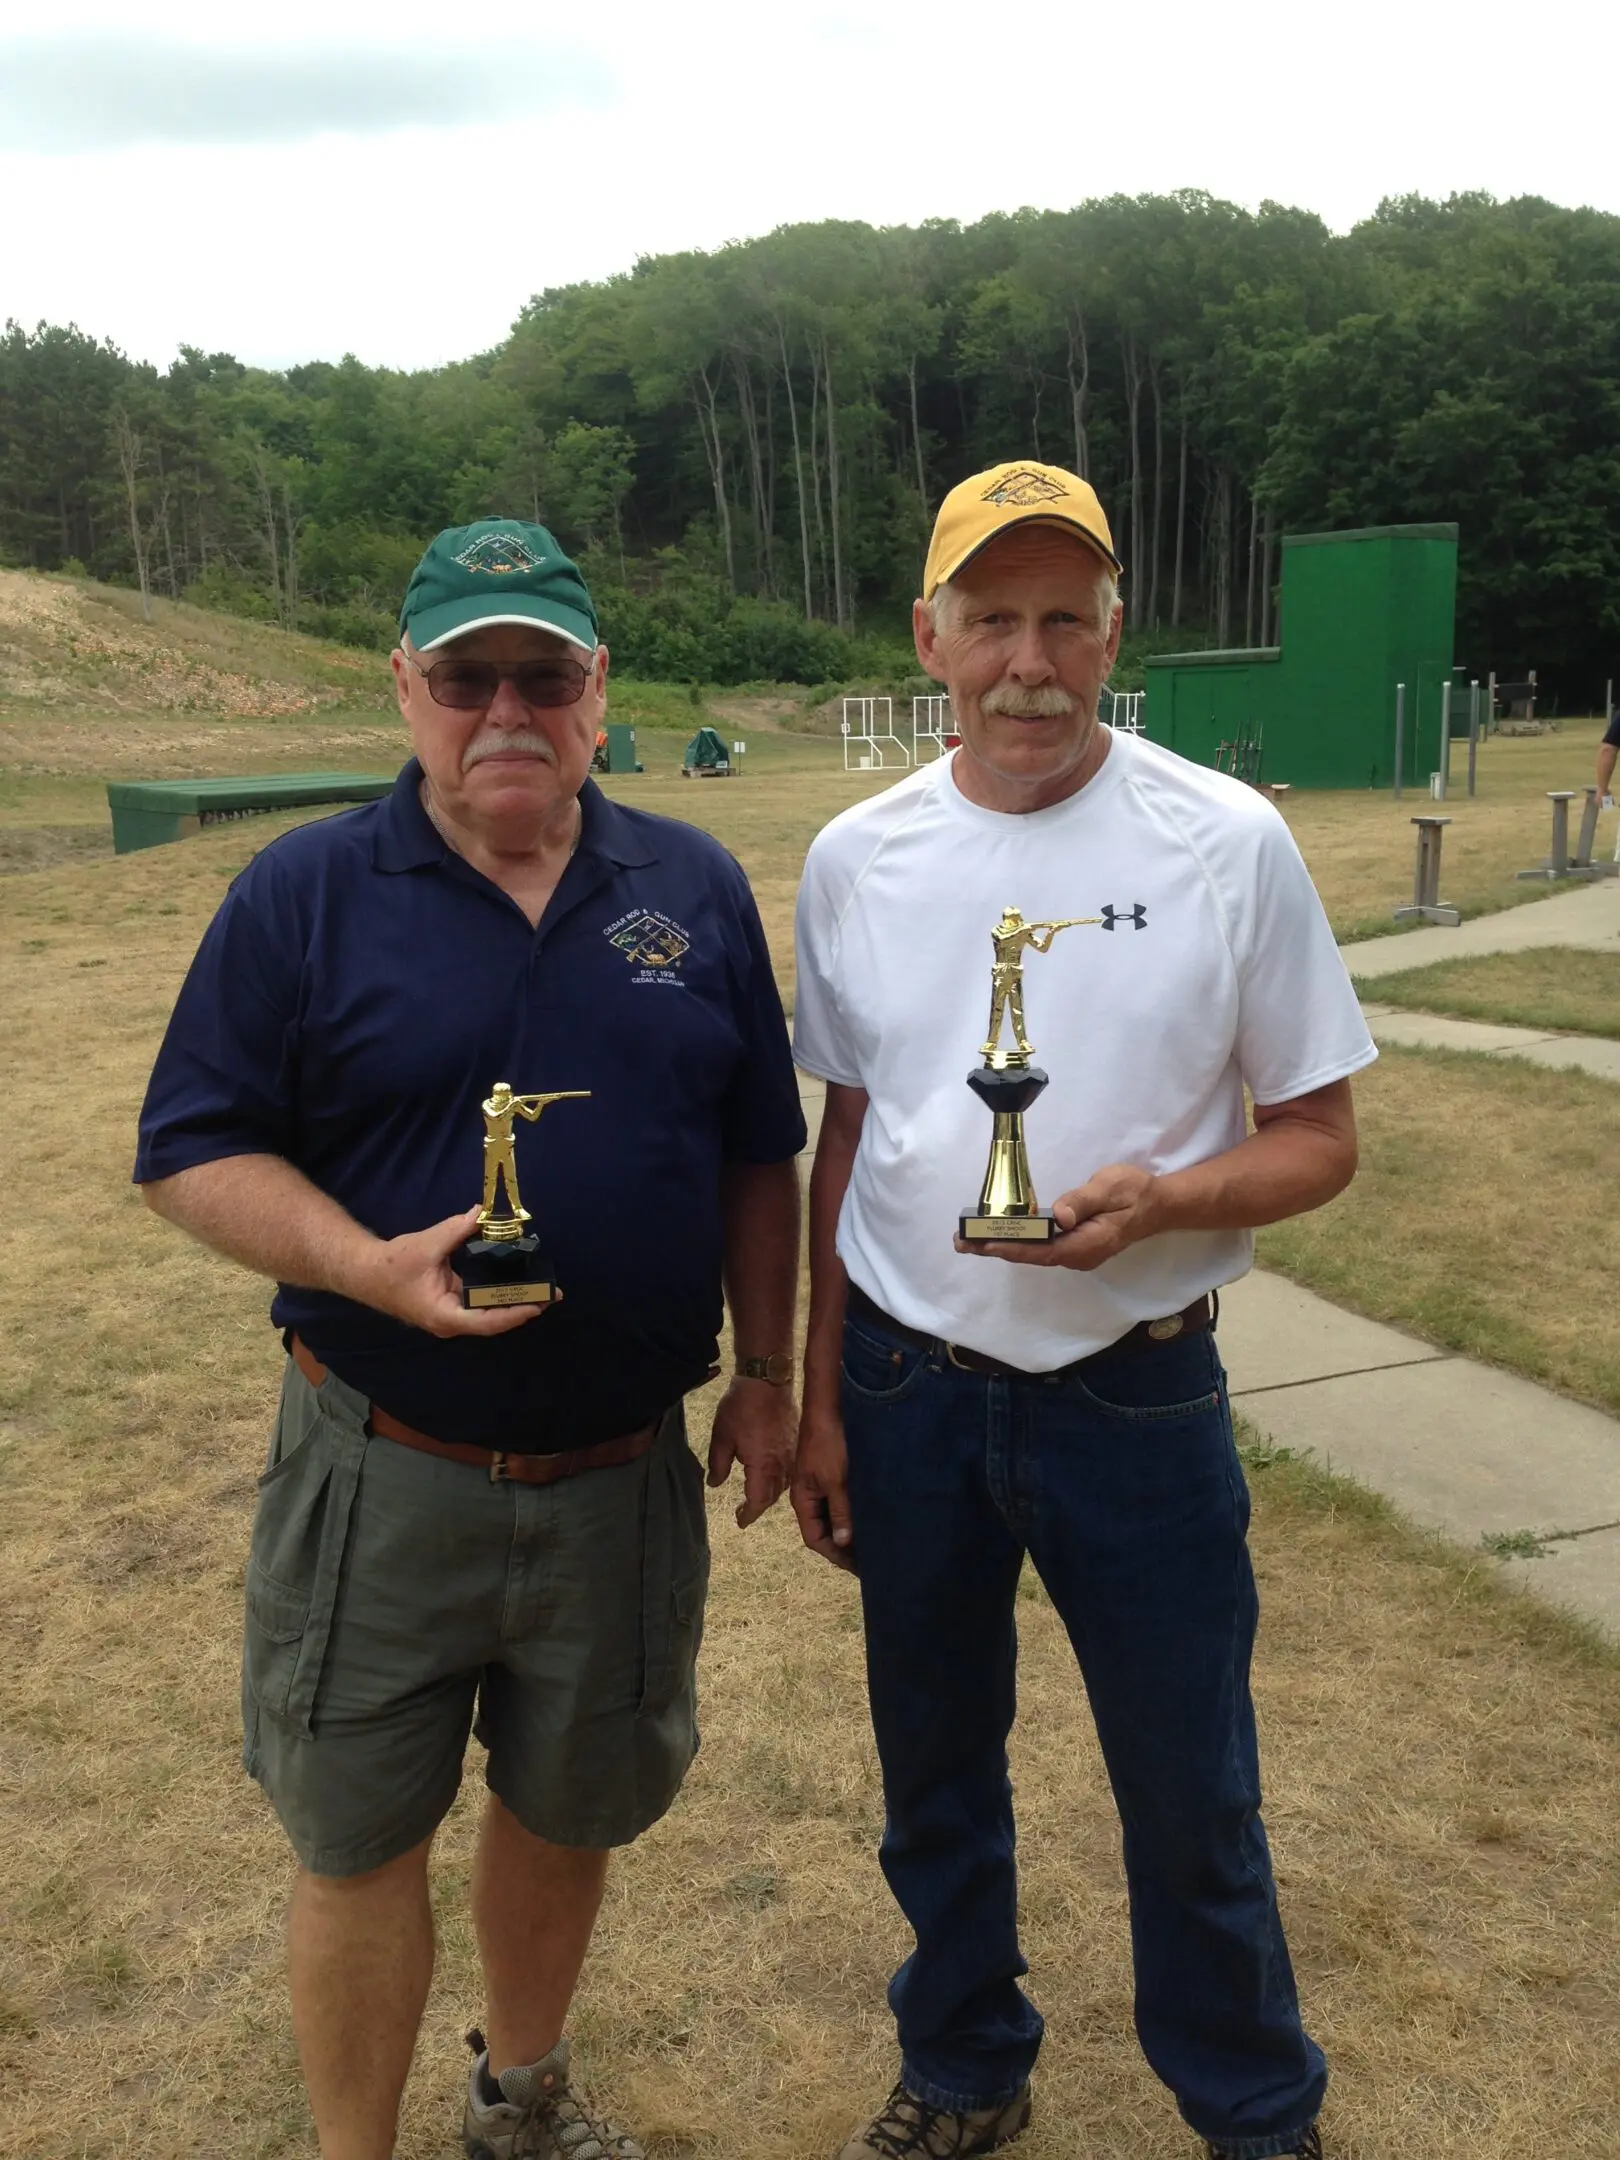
[453,531,545,575]
[982,469,1067,507]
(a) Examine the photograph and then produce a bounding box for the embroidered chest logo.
[605,909,692,983]
[1099,903,1148,931]
[453,531,545,575]
[982,468,1068,507]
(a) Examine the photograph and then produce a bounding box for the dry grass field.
[4,573,1620,2157]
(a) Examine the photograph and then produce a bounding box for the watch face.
[741,1354,793,1384]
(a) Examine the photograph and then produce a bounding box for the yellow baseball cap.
[922,460,1122,600]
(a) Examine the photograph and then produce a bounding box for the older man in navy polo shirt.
[135,521,805,2160]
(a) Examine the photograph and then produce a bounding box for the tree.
[6,191,1620,696]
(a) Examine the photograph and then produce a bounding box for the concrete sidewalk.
[1360,1002,1620,1081]
[1219,1272,1620,1636]
[1334,871,1620,1078]
[1341,864,1620,978]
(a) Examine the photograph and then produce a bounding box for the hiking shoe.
[462,2028,644,2160]
[1205,2126,1322,2160]
[837,2079,1032,2160]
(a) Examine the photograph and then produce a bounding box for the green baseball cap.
[398,519,600,655]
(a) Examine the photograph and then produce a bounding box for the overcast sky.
[3,0,1616,373]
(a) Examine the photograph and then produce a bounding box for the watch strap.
[735,1353,794,1385]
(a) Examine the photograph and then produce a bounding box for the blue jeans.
[840,1304,1327,2160]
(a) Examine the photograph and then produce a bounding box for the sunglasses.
[405,651,590,711]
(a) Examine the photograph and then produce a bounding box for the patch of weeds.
[726,1866,781,1911]
[1463,1812,1520,1845]
[0,1990,39,2038]
[75,956,107,968]
[20,937,48,951]
[1238,1437,1303,1471]
[1481,1528,1552,1561]
[73,1936,136,2011]
[24,1867,89,1927]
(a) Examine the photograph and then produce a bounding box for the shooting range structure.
[842,697,909,772]
[1144,524,1458,789]
[1394,816,1460,926]
[912,694,952,761]
[105,772,392,854]
[680,726,731,778]
[1101,688,1145,734]
[1519,788,1620,881]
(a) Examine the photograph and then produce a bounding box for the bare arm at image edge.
[706,1157,803,1530]
[140,1154,535,1339]
[791,1081,868,1569]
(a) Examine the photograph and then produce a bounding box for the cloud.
[0,37,611,152]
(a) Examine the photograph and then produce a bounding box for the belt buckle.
[1147,1315,1185,1342]
[488,1451,511,1484]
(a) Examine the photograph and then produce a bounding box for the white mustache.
[461,733,558,770]
[980,685,1077,718]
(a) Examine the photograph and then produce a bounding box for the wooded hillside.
[3,190,1617,692]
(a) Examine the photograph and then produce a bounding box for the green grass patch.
[1355,946,1620,1039]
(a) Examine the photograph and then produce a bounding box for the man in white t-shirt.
[791,461,1375,2160]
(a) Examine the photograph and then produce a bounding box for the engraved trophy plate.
[459,1081,590,1307]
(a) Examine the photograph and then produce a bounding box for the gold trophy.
[959,907,1096,1242]
[458,1081,590,1308]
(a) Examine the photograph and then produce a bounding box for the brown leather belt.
[289,1335,658,1486]
[846,1283,1215,1379]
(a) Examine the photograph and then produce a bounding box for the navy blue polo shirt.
[134,762,806,1449]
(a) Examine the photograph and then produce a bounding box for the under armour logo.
[1100,904,1148,931]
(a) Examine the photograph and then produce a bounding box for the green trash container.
[604,722,642,773]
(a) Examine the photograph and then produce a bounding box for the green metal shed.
[1143,524,1458,790]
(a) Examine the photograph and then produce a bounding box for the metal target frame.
[911,694,953,761]
[841,696,909,772]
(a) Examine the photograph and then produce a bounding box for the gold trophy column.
[460,1080,591,1306]
[961,908,1097,1242]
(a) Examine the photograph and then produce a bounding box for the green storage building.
[1142,524,1458,790]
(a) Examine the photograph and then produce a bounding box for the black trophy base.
[960,1208,1059,1243]
[960,1061,1056,1244]
[459,1233,558,1309]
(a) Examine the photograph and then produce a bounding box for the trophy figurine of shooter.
[459,1080,590,1308]
[960,906,1095,1242]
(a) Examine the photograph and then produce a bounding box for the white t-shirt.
[792,730,1377,1367]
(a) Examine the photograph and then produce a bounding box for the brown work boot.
[462,2028,643,2160]
[836,2079,1032,2160]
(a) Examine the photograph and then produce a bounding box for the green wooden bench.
[105,773,393,855]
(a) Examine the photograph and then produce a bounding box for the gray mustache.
[461,734,558,770]
[980,686,1077,718]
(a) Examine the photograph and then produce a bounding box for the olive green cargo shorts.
[241,1357,709,1877]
